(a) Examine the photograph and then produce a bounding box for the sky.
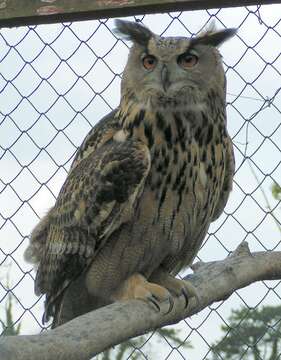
[0,4,280,360]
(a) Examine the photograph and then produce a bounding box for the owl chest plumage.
[24,20,237,327]
[120,106,227,274]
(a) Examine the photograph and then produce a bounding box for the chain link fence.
[0,4,280,359]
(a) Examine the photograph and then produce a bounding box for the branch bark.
[1,241,281,360]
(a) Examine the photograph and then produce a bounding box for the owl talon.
[181,288,189,309]
[166,295,174,314]
[175,279,199,308]
[149,269,200,309]
[147,292,174,314]
[180,280,200,310]
[148,296,161,312]
[113,273,172,312]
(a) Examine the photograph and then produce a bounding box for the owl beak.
[161,65,171,92]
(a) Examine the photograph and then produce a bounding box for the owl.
[24,20,236,328]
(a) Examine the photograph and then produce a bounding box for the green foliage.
[272,183,281,201]
[210,305,281,360]
[98,327,192,359]
[0,268,21,336]
[270,181,281,233]
[0,291,21,336]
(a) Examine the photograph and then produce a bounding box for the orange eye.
[143,55,157,70]
[178,53,198,69]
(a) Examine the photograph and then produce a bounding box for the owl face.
[115,20,236,110]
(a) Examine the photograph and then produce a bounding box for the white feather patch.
[113,130,127,142]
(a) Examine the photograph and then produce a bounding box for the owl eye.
[142,55,157,70]
[178,53,198,69]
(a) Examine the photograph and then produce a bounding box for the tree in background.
[209,305,281,360]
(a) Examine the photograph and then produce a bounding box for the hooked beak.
[161,65,171,92]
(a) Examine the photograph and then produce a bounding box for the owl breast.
[123,107,227,275]
[85,106,227,295]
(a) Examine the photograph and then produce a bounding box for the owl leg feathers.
[112,273,174,312]
[149,268,199,309]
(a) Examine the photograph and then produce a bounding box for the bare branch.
[1,241,281,360]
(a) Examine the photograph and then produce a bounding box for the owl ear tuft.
[114,19,153,47]
[192,27,237,47]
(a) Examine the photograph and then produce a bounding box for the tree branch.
[1,241,281,360]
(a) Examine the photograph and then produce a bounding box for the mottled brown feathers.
[35,132,150,321]
[25,19,235,327]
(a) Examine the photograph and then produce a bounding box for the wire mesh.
[0,4,280,359]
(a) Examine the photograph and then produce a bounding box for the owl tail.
[42,278,71,327]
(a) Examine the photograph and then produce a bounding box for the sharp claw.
[169,296,174,313]
[148,294,175,314]
[181,288,189,309]
[165,296,174,315]
[148,296,161,311]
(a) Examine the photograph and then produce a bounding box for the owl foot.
[113,273,174,312]
[149,269,199,310]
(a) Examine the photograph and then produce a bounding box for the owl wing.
[24,110,118,266]
[212,134,235,221]
[35,117,150,322]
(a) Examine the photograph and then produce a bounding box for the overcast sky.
[0,4,280,359]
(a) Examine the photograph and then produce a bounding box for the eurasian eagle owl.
[24,19,235,327]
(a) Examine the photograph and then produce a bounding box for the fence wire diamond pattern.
[0,5,280,360]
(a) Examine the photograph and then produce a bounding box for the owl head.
[115,20,236,110]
